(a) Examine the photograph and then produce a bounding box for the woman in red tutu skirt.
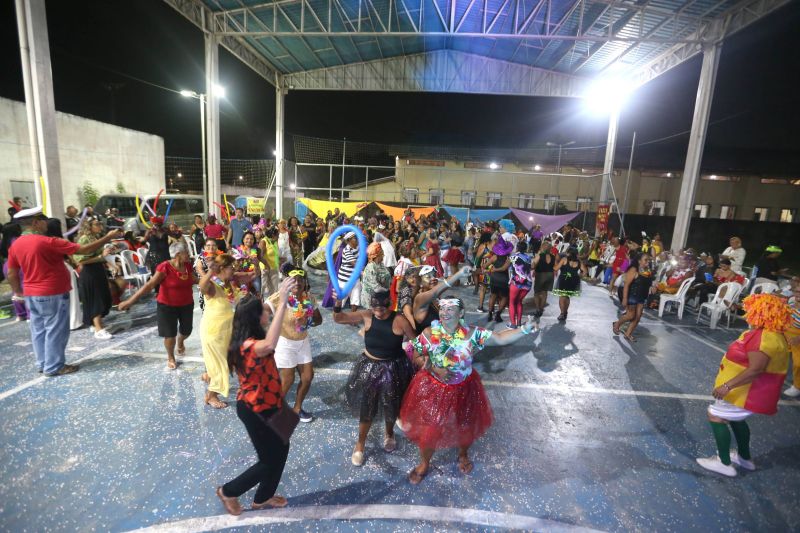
[401,297,538,484]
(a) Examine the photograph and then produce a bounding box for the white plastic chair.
[65,263,82,330]
[749,282,779,295]
[183,235,198,258]
[135,247,149,268]
[698,282,744,329]
[120,249,151,287]
[658,277,694,319]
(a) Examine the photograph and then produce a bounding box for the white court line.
[0,326,157,402]
[125,504,604,533]
[0,320,24,329]
[312,368,800,407]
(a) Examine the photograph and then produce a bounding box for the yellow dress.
[200,284,242,397]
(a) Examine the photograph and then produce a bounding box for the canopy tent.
[509,208,581,235]
[295,198,368,221]
[440,206,511,226]
[374,202,435,221]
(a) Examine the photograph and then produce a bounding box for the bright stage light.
[584,78,633,114]
[179,90,195,98]
[290,183,296,190]
[489,162,499,170]
[534,164,541,171]
[213,84,226,98]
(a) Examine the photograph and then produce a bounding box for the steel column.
[599,108,619,206]
[17,0,63,220]
[671,43,721,251]
[205,34,222,217]
[275,80,286,219]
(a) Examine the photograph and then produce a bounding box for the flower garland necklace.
[288,293,315,332]
[429,320,470,346]
[211,275,236,304]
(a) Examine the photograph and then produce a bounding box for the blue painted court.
[1,277,799,532]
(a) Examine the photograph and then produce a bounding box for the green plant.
[116,183,126,194]
[79,182,100,207]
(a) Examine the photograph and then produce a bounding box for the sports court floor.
[1,275,798,532]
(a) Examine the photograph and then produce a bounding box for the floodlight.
[179,90,194,98]
[534,165,541,171]
[489,162,499,170]
[290,183,296,190]
[213,84,226,98]
[584,78,633,114]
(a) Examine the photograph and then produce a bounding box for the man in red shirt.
[6,207,122,376]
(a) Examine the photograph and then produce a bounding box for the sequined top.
[411,321,492,385]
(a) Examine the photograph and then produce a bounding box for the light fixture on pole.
[181,85,226,213]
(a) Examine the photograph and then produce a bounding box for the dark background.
[0,0,799,174]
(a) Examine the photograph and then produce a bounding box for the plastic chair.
[698,282,744,329]
[65,263,82,330]
[183,235,198,258]
[658,277,694,319]
[749,282,779,295]
[120,249,151,287]
[135,247,149,268]
[655,262,670,284]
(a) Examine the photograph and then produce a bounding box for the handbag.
[259,404,299,445]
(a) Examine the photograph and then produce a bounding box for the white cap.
[13,206,44,219]
[419,265,436,276]
[344,231,356,240]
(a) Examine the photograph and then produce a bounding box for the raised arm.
[253,277,297,357]
[332,299,372,325]
[74,229,123,257]
[485,316,539,346]
[414,266,472,318]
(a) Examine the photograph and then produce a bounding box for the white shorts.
[707,399,753,422]
[274,336,312,369]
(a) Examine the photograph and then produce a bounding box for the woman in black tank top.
[332,290,417,467]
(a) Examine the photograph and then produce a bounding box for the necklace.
[172,261,189,280]
[288,294,315,332]
[430,321,469,345]
[211,275,235,303]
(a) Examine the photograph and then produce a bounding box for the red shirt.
[204,223,226,239]
[7,234,80,296]
[155,260,195,307]
[237,339,283,412]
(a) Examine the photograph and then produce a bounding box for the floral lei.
[237,245,258,272]
[288,294,315,332]
[429,320,469,346]
[211,275,236,304]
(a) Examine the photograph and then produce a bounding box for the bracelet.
[333,305,342,313]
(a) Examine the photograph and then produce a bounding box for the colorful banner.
[374,202,436,221]
[297,198,368,219]
[246,197,265,215]
[508,208,581,235]
[441,206,511,226]
[595,204,610,235]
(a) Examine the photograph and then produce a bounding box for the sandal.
[216,486,242,516]
[252,495,288,509]
[408,465,429,485]
[458,456,474,474]
[200,373,210,383]
[612,322,621,336]
[205,394,228,409]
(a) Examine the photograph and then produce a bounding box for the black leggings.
[222,401,290,504]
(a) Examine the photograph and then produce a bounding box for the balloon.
[63,207,89,237]
[223,194,232,220]
[213,202,229,221]
[325,225,367,300]
[135,196,152,229]
[39,176,48,215]
[163,199,175,222]
[142,199,156,216]
[152,189,164,211]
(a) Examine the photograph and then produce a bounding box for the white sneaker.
[783,385,800,398]
[89,326,95,333]
[696,455,737,477]
[730,451,755,471]
[94,328,113,340]
[351,449,365,466]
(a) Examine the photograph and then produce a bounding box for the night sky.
[1,0,798,174]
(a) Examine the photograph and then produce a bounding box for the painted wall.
[0,97,164,221]
[350,159,800,222]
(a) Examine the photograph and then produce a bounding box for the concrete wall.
[0,97,164,220]
[350,159,800,222]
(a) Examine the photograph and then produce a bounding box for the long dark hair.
[227,295,266,374]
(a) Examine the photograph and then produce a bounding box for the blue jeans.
[26,293,71,374]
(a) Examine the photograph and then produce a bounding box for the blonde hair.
[213,253,236,270]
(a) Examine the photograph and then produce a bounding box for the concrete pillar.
[204,34,221,217]
[16,0,64,220]
[599,108,619,205]
[275,77,286,220]
[671,43,721,251]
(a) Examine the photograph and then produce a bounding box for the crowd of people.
[1,199,799,511]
